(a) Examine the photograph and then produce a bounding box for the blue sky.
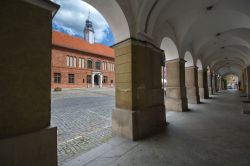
[51,0,114,46]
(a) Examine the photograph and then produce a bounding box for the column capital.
[165,58,186,64]
[185,66,198,70]
[112,37,163,54]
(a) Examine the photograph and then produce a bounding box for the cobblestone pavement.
[51,88,115,165]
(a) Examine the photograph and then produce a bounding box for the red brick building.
[51,30,115,89]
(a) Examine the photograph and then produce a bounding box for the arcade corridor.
[64,90,250,166]
[2,1,250,165]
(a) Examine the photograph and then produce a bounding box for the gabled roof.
[52,30,114,58]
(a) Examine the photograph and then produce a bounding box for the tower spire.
[88,10,90,20]
[84,11,95,44]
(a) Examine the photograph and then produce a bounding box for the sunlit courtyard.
[51,88,115,164]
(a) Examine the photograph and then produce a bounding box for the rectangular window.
[87,75,91,83]
[95,61,101,70]
[79,58,85,68]
[102,61,105,70]
[108,63,110,71]
[70,57,73,67]
[54,73,61,83]
[68,74,75,84]
[66,56,70,66]
[67,56,77,67]
[87,60,93,69]
[74,57,77,67]
[79,58,81,68]
[103,76,108,83]
[82,59,85,68]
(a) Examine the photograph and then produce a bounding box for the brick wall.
[51,46,115,89]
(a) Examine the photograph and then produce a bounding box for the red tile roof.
[52,30,114,58]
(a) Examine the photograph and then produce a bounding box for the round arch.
[184,51,194,67]
[83,0,130,43]
[196,59,203,70]
[160,37,179,61]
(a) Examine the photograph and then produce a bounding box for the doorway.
[94,74,100,86]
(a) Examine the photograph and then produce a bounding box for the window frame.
[54,73,61,84]
[68,74,75,84]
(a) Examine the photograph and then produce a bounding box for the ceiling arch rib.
[180,10,250,54]
[196,32,250,60]
[213,61,243,72]
[204,48,248,68]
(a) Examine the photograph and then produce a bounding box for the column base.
[112,105,166,141]
[187,96,200,104]
[186,87,200,104]
[199,88,205,99]
[165,86,188,112]
[165,97,188,112]
[209,87,213,95]
[0,127,57,166]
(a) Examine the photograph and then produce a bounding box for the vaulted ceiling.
[83,0,250,78]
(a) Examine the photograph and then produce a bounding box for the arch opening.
[51,0,118,163]
[223,74,239,90]
[196,59,203,70]
[184,51,194,67]
[160,37,179,61]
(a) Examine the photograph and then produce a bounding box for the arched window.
[87,59,93,69]
[95,61,101,70]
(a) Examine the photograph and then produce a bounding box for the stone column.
[243,68,247,94]
[203,69,209,98]
[112,38,166,140]
[0,1,58,166]
[214,74,218,92]
[185,66,200,104]
[221,78,225,90]
[165,59,188,112]
[247,66,250,99]
[208,72,213,95]
[211,72,216,94]
[218,77,222,91]
[198,69,209,99]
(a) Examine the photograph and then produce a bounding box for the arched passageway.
[161,37,188,112]
[2,0,250,165]
[184,51,200,104]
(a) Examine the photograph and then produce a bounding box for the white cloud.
[52,0,110,43]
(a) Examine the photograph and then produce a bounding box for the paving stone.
[51,88,115,165]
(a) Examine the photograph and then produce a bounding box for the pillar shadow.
[198,102,207,104]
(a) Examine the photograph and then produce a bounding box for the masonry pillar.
[198,69,209,99]
[222,79,225,90]
[211,73,216,94]
[112,38,166,140]
[0,1,58,166]
[185,66,200,104]
[243,68,247,94]
[208,72,213,95]
[246,66,250,99]
[165,59,188,112]
[214,74,218,92]
[218,77,222,91]
[203,69,209,98]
